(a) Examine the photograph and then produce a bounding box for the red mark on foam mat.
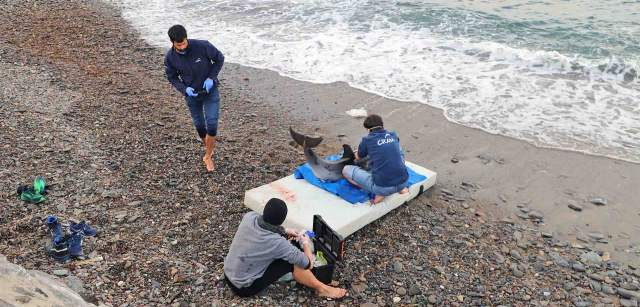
[269,182,296,203]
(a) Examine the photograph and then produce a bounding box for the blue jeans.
[185,88,220,138]
[342,165,409,196]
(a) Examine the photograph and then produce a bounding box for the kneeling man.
[342,114,409,204]
[223,198,347,298]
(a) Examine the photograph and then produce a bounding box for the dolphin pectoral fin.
[342,144,356,162]
[289,127,323,148]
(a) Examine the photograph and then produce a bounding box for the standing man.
[164,24,224,172]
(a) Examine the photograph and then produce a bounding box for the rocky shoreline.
[1,0,639,306]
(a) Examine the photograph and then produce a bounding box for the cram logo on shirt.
[195,57,202,63]
[377,133,395,146]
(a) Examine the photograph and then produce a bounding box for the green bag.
[17,176,48,203]
[33,176,46,194]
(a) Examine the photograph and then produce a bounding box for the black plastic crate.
[310,215,344,284]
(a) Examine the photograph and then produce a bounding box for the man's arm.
[357,139,368,159]
[205,41,225,80]
[276,237,311,270]
[164,55,187,94]
[301,240,314,270]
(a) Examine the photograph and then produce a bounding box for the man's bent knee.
[343,165,358,180]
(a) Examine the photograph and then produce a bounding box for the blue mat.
[293,156,428,204]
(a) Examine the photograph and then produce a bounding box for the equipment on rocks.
[17,176,50,203]
[46,215,64,244]
[49,236,71,263]
[44,216,97,262]
[309,215,343,284]
[68,220,98,258]
[67,232,85,258]
[70,221,98,237]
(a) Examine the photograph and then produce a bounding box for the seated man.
[342,114,409,204]
[223,198,347,298]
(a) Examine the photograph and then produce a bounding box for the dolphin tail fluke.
[289,127,323,148]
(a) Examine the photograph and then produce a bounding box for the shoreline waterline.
[112,0,640,164]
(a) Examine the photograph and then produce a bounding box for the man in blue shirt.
[164,25,224,172]
[342,114,409,204]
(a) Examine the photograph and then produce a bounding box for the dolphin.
[289,127,356,181]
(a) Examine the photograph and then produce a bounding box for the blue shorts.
[185,87,220,138]
[342,165,409,196]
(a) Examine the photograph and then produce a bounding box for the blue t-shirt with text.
[358,129,409,187]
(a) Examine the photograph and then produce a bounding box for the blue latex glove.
[203,78,215,93]
[185,87,198,97]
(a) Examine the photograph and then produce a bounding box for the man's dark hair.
[168,25,187,42]
[363,114,384,130]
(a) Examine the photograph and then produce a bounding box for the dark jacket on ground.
[358,128,408,187]
[164,39,224,95]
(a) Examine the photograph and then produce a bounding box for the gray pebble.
[572,263,586,272]
[510,249,523,260]
[580,251,603,265]
[568,202,583,212]
[620,299,638,307]
[618,288,640,300]
[408,285,421,296]
[573,301,591,307]
[64,275,84,294]
[393,261,404,273]
[428,295,437,304]
[53,269,69,277]
[528,211,544,220]
[602,285,616,295]
[396,287,407,296]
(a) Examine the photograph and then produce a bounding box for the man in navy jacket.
[342,114,409,204]
[164,25,224,172]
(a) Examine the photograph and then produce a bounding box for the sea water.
[110,0,640,163]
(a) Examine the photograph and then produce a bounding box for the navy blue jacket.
[358,129,408,187]
[164,39,224,95]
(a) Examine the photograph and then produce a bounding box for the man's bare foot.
[317,286,347,299]
[372,195,385,204]
[203,156,215,172]
[399,187,409,194]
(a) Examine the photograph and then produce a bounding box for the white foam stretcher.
[243,161,436,238]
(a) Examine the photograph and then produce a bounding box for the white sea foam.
[110,0,640,163]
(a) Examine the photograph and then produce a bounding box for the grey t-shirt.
[223,212,310,288]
